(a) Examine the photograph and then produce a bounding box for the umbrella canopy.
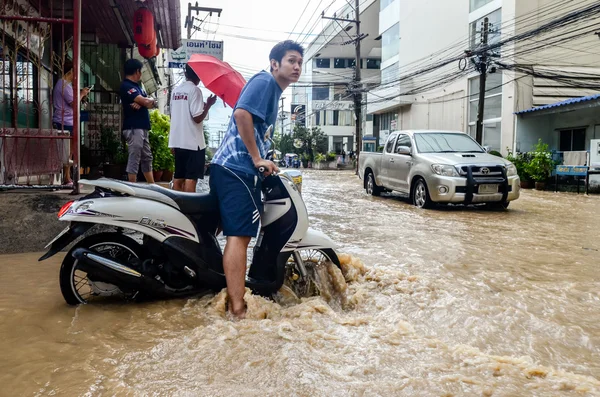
[187,54,246,108]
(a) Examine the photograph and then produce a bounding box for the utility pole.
[354,0,362,174]
[322,0,367,174]
[178,3,222,117]
[185,3,222,40]
[475,17,489,146]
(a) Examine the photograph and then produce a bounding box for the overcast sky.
[176,0,349,133]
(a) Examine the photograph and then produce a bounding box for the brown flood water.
[1,170,600,396]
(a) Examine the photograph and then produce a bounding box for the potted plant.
[301,153,310,168]
[161,151,175,182]
[506,149,533,189]
[313,152,327,170]
[525,139,554,190]
[149,110,174,182]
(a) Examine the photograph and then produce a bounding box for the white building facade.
[292,0,381,154]
[366,0,600,154]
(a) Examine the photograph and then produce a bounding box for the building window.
[376,111,397,131]
[470,0,494,12]
[381,0,395,10]
[339,110,355,126]
[381,23,399,63]
[559,128,586,151]
[334,58,346,69]
[334,84,348,100]
[468,73,502,151]
[470,8,502,50]
[314,58,330,68]
[381,64,397,84]
[334,58,357,69]
[333,110,339,126]
[312,86,329,100]
[0,43,39,128]
[366,59,381,69]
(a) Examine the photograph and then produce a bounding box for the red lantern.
[133,7,154,45]
[138,29,157,59]
[152,29,160,57]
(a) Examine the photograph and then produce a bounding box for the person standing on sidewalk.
[52,59,90,186]
[168,64,217,192]
[120,59,157,183]
[210,40,304,318]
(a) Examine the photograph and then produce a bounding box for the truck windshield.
[414,133,484,153]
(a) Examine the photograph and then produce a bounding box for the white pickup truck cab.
[358,130,520,209]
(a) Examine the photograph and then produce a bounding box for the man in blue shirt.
[210,40,304,318]
[120,59,158,183]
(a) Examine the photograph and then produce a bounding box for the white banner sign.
[167,39,224,68]
[313,100,354,111]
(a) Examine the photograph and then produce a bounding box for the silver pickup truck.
[358,130,520,209]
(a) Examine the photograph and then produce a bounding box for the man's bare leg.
[173,178,185,191]
[128,173,137,182]
[223,236,251,318]
[184,179,197,192]
[143,171,155,184]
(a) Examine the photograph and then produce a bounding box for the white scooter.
[39,169,339,305]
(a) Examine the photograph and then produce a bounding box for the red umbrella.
[187,54,247,108]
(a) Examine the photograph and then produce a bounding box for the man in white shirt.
[168,64,217,192]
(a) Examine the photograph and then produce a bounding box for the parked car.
[358,130,520,209]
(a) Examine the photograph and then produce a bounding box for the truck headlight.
[431,164,460,177]
[505,163,517,177]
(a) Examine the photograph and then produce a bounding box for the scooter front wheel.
[285,248,342,299]
[59,233,147,305]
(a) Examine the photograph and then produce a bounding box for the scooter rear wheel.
[59,233,147,305]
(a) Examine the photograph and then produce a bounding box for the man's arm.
[133,95,157,109]
[233,108,278,174]
[192,94,217,123]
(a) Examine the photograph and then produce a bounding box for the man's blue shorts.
[209,164,262,237]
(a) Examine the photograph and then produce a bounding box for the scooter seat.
[158,189,219,215]
[120,182,219,214]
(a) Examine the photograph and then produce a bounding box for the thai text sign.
[167,40,224,68]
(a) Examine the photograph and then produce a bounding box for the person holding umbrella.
[168,64,217,192]
[208,40,304,319]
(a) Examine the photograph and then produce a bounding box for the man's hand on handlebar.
[254,159,279,176]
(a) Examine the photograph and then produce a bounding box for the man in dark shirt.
[119,59,158,183]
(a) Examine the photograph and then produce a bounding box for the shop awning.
[515,93,600,116]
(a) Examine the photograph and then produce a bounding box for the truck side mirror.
[396,146,411,156]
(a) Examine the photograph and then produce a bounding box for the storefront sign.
[167,39,224,68]
[556,165,588,176]
[313,101,354,111]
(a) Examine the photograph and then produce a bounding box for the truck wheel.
[366,171,382,196]
[412,178,433,209]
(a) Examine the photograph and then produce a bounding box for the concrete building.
[292,0,381,154]
[366,0,600,154]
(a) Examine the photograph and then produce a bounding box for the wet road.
[1,170,600,396]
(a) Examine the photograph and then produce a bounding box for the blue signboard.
[556,165,588,176]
